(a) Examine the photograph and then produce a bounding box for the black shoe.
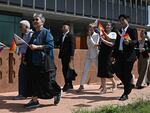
[62,85,69,92]
[54,92,61,105]
[68,84,73,90]
[24,100,40,109]
[76,85,84,93]
[136,86,145,89]
[119,94,128,101]
[62,84,69,92]
[131,84,135,88]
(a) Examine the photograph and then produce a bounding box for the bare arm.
[101,37,114,47]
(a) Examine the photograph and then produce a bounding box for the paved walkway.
[0,83,150,113]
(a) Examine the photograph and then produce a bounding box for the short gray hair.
[33,13,45,23]
[20,20,30,28]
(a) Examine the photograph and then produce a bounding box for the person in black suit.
[113,15,138,101]
[136,30,150,89]
[58,24,75,92]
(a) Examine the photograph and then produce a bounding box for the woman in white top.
[77,23,100,93]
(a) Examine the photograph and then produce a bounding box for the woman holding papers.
[136,30,150,89]
[24,13,61,108]
[97,22,117,94]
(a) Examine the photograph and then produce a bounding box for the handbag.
[66,60,77,81]
[41,52,56,73]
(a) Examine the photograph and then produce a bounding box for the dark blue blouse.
[31,27,54,65]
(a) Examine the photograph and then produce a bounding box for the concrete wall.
[0,48,139,93]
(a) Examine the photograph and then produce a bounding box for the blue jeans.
[18,63,27,96]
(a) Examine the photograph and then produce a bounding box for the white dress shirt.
[119,25,129,51]
[62,30,69,43]
[87,32,100,59]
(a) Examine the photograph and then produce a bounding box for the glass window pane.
[9,0,20,6]
[35,0,44,9]
[107,0,112,19]
[100,0,106,19]
[92,0,98,18]
[114,0,119,20]
[0,14,21,46]
[137,6,141,24]
[57,0,65,12]
[76,0,83,15]
[84,0,91,17]
[132,5,136,24]
[67,0,74,14]
[46,0,55,11]
[23,0,33,8]
[0,0,7,4]
[142,8,146,25]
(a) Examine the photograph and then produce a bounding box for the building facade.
[0,0,149,47]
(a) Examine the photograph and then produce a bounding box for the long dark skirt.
[24,64,61,99]
[97,43,114,78]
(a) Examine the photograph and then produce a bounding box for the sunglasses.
[119,18,125,22]
[32,18,39,21]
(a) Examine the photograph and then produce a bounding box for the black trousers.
[61,56,72,86]
[115,54,134,95]
[18,63,27,96]
[25,64,61,99]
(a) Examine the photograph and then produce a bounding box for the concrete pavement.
[0,83,150,113]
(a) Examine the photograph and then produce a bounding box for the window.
[107,0,113,19]
[35,0,44,9]
[0,14,21,46]
[0,0,7,4]
[100,0,106,19]
[46,0,55,11]
[84,0,91,17]
[76,0,83,15]
[23,0,33,8]
[114,0,119,20]
[57,0,65,12]
[67,0,74,14]
[9,0,20,6]
[92,0,99,18]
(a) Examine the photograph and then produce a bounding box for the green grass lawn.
[73,100,150,113]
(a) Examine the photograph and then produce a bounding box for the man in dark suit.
[58,24,75,92]
[113,15,138,101]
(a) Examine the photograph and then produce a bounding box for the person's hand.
[111,57,115,64]
[139,48,145,52]
[124,39,129,45]
[29,44,38,50]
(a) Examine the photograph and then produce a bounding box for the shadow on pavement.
[0,95,54,112]
[0,95,35,112]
